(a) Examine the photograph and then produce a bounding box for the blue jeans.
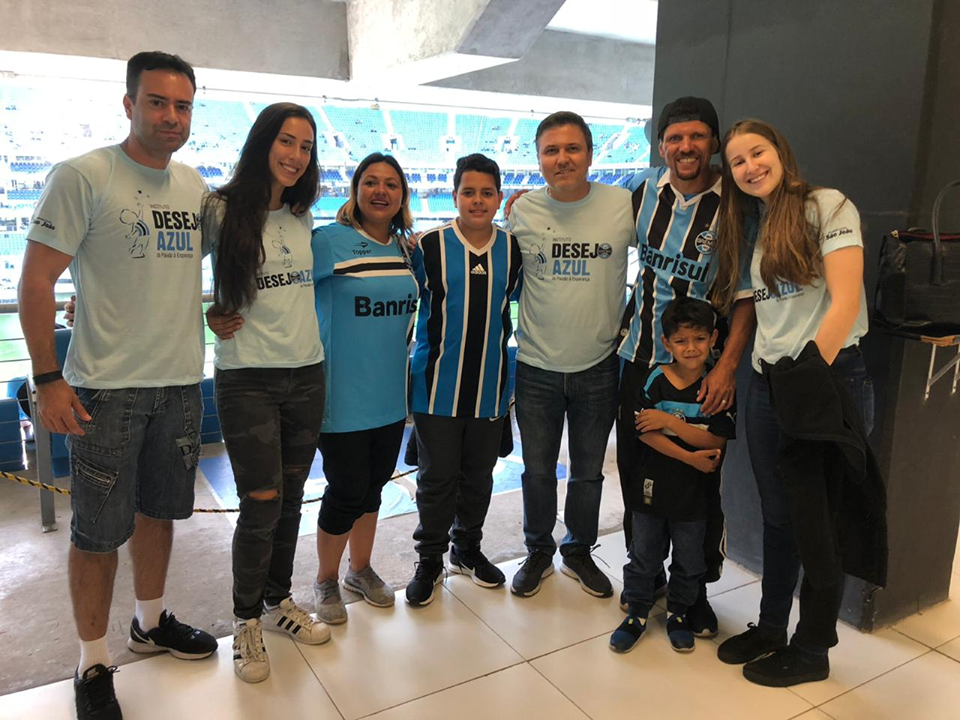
[67,384,203,553]
[746,346,874,652]
[514,352,619,556]
[623,511,706,617]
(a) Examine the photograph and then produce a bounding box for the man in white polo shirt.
[508,111,635,598]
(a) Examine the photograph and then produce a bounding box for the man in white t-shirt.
[508,111,635,598]
[18,51,216,720]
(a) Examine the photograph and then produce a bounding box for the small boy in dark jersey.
[610,297,736,653]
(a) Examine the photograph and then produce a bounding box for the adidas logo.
[470,264,487,276]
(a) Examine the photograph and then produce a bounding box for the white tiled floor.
[3,531,960,720]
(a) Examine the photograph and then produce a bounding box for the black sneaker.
[666,614,695,652]
[127,610,217,660]
[717,622,788,665]
[405,556,445,606]
[687,585,718,637]
[449,546,506,588]
[743,644,830,687]
[75,664,122,720]
[609,615,647,653]
[560,552,613,598]
[511,550,555,597]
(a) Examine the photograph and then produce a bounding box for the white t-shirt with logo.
[509,183,635,372]
[26,145,207,388]
[751,188,869,371]
[204,200,323,370]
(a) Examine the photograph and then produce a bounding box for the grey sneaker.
[313,579,348,625]
[344,565,396,607]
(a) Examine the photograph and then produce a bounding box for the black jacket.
[763,341,888,588]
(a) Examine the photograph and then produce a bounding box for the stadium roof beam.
[346,0,566,85]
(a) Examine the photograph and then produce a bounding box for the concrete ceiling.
[546,0,658,45]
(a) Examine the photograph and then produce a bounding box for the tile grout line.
[292,640,346,720]
[440,573,661,665]
[934,647,960,666]
[438,580,532,661]
[354,663,531,719]
[802,648,937,712]
[890,624,960,652]
[526,658,596,720]
[347,584,528,718]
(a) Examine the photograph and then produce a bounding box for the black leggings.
[317,420,405,535]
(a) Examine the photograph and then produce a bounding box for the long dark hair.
[336,153,414,242]
[713,119,821,313]
[207,102,320,313]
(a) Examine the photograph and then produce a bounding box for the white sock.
[135,597,164,632]
[78,636,111,675]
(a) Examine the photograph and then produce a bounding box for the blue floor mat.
[199,425,564,537]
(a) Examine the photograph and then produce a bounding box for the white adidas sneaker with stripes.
[261,596,332,645]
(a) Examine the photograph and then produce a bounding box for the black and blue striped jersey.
[619,166,724,367]
[410,221,522,419]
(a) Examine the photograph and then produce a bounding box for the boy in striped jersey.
[405,154,522,606]
[616,98,756,636]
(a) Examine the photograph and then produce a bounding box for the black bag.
[875,179,960,337]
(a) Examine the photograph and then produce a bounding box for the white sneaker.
[233,618,269,683]
[262,597,331,645]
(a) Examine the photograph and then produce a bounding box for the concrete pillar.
[653,0,960,629]
[346,0,565,84]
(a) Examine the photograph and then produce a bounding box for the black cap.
[657,97,720,141]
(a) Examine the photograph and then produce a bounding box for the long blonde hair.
[713,119,823,313]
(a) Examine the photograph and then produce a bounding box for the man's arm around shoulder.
[18,241,90,434]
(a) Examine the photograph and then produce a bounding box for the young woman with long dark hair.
[712,119,877,688]
[204,102,329,683]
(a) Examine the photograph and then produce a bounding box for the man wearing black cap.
[615,96,756,637]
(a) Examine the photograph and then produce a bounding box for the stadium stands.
[389,109,450,166]
[322,105,388,161]
[0,82,650,281]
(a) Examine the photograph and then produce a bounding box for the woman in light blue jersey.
[205,103,330,684]
[310,153,419,624]
[712,119,879,688]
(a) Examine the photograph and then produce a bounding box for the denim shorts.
[67,384,203,553]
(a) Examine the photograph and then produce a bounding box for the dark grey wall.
[654,0,960,628]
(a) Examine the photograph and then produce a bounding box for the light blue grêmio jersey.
[312,223,419,433]
[410,221,522,419]
[619,166,751,367]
